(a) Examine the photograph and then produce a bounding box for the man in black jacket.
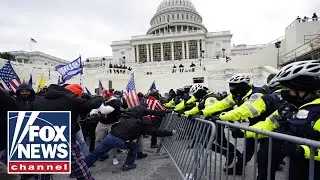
[84,104,174,171]
[0,89,21,180]
[15,83,36,110]
[31,84,104,180]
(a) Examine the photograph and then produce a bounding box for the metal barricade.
[211,120,320,180]
[157,113,216,180]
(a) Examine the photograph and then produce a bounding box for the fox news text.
[7,111,71,174]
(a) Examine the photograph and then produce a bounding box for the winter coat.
[15,83,36,110]
[0,89,17,151]
[110,104,171,141]
[31,84,104,139]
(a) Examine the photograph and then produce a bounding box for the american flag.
[0,61,21,91]
[124,74,140,108]
[147,96,166,110]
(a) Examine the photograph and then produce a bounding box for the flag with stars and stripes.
[124,73,140,108]
[0,61,21,91]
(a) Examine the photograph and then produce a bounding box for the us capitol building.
[110,0,262,65]
[2,0,320,93]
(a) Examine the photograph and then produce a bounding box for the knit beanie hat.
[65,84,83,97]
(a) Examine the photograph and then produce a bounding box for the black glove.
[188,114,201,122]
[210,115,220,122]
[81,93,91,100]
[278,102,297,121]
[231,128,245,138]
[176,111,183,117]
[198,101,205,110]
[281,141,304,159]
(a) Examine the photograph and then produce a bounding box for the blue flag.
[149,81,156,91]
[55,56,83,84]
[28,74,32,86]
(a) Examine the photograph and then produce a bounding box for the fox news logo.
[7,111,71,174]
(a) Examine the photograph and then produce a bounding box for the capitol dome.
[147,0,207,35]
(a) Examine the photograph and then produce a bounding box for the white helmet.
[227,74,250,84]
[189,84,204,96]
[270,60,320,90]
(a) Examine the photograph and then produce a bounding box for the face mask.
[281,90,310,107]
[229,83,249,99]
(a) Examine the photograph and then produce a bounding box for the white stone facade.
[6,50,68,67]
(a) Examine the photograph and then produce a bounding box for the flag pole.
[79,55,84,91]
[29,38,32,52]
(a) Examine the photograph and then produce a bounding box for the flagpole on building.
[29,38,32,52]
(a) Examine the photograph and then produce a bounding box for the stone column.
[182,41,185,59]
[197,40,201,58]
[161,43,164,61]
[150,43,154,62]
[186,41,190,59]
[175,26,178,33]
[146,44,150,62]
[171,42,174,61]
[136,45,140,63]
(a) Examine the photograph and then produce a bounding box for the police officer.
[220,81,284,175]
[164,87,185,109]
[185,84,218,118]
[201,74,264,118]
[200,74,264,165]
[174,85,197,112]
[246,60,320,180]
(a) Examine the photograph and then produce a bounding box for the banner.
[55,56,83,84]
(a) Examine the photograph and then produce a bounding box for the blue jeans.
[76,129,90,157]
[84,133,138,168]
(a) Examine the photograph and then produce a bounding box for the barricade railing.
[157,113,320,180]
[157,113,216,180]
[212,120,320,180]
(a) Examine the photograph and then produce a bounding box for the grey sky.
[0,0,319,61]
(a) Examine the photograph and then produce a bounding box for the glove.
[176,111,183,117]
[172,130,177,135]
[165,109,173,114]
[278,102,297,121]
[81,93,91,100]
[231,128,245,138]
[281,141,304,159]
[198,101,205,110]
[188,114,200,122]
[210,115,220,122]
[90,109,99,116]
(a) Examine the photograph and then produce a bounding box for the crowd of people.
[0,59,320,180]
[0,83,173,180]
[296,12,318,22]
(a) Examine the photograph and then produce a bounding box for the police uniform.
[246,60,320,180]
[185,93,218,117]
[220,90,283,174]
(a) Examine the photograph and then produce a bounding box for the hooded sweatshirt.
[15,83,36,110]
